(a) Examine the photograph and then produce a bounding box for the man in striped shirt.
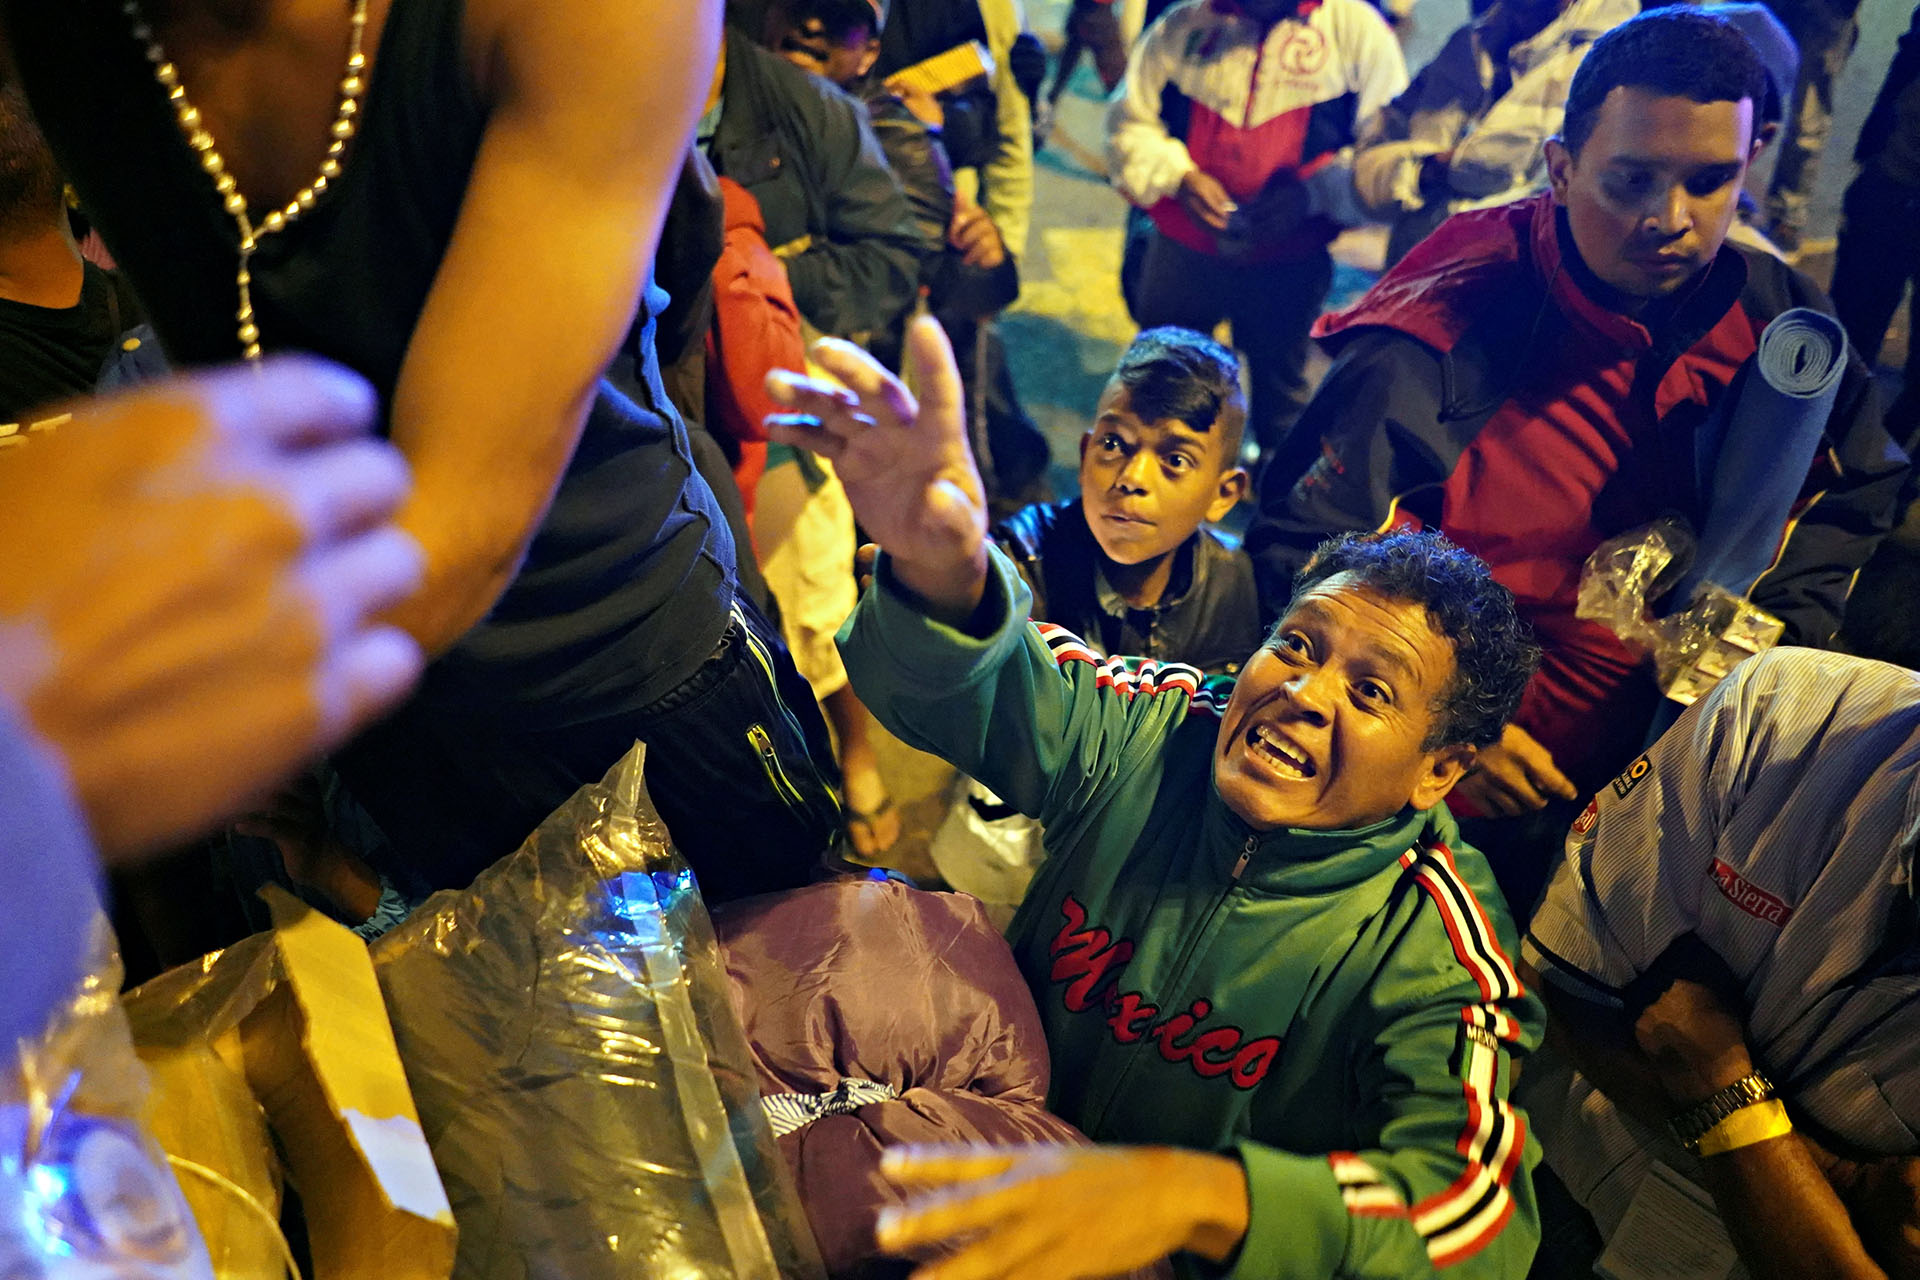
[1522,647,1920,1277]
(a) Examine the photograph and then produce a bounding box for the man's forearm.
[1538,981,1889,1280]
[1698,1134,1886,1280]
[1649,1022,1886,1280]
[382,453,571,655]
[375,0,718,657]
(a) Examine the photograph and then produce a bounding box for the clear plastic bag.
[122,888,454,1280]
[371,742,824,1280]
[1574,517,1695,655]
[1576,519,1783,707]
[120,933,283,1280]
[1,920,216,1280]
[928,776,1044,917]
[1645,586,1785,707]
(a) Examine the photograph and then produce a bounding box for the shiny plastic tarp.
[370,742,824,1280]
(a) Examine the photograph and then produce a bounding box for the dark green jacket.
[840,547,1545,1279]
[708,25,921,339]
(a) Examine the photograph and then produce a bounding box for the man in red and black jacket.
[1246,7,1909,913]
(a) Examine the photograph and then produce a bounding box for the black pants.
[334,591,843,905]
[1830,161,1920,451]
[1760,0,1859,239]
[1130,228,1334,464]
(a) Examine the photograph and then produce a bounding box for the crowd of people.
[2,0,1919,1276]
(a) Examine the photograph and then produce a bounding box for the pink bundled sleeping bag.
[713,878,1165,1278]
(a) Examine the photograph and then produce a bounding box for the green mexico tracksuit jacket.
[839,548,1545,1279]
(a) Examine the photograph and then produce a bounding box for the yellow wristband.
[1695,1098,1792,1157]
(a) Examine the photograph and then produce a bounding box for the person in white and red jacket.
[1107,0,1407,479]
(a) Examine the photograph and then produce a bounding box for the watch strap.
[1669,1072,1776,1151]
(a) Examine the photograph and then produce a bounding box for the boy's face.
[1078,383,1246,569]
[1545,87,1757,302]
[1214,576,1473,832]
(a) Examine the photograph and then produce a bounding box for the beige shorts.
[755,454,857,699]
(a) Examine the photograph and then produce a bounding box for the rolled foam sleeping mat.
[1673,306,1849,607]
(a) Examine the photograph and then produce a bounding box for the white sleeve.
[1106,9,1197,207]
[1349,1,1411,126]
[1304,0,1410,227]
[1444,42,1587,201]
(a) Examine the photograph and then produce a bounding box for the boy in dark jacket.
[994,327,1259,675]
[937,328,1258,908]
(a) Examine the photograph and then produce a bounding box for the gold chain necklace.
[123,0,370,360]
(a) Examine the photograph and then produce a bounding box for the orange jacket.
[706,176,806,522]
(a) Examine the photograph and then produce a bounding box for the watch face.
[0,1106,211,1280]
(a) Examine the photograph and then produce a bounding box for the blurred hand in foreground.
[874,1142,1249,1280]
[0,357,425,862]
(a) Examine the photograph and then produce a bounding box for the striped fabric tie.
[761,1079,900,1137]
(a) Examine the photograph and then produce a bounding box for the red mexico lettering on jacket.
[1230,1037,1281,1089]
[1107,991,1156,1042]
[1709,858,1795,926]
[1152,1000,1213,1061]
[1051,894,1137,1010]
[1049,895,1283,1091]
[1186,1026,1244,1078]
